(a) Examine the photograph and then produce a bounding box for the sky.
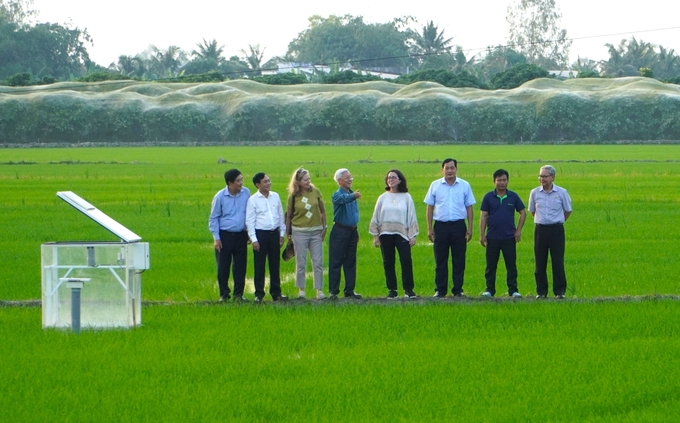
[30,0,680,68]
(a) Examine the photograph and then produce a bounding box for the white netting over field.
[1,77,679,143]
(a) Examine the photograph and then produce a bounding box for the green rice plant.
[1,145,680,301]
[1,300,680,422]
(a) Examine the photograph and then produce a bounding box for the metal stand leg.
[63,279,90,334]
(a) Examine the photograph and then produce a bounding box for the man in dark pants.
[209,168,250,302]
[424,158,476,297]
[528,165,572,299]
[246,173,288,303]
[328,168,362,299]
[479,169,526,297]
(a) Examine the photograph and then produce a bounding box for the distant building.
[548,70,578,79]
[261,62,406,80]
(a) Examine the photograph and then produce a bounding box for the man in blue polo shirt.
[479,169,526,298]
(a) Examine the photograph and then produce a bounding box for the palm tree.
[600,37,657,77]
[151,45,187,78]
[114,55,136,76]
[240,44,265,76]
[571,57,600,78]
[409,21,454,70]
[192,39,225,64]
[411,21,453,56]
[655,45,679,79]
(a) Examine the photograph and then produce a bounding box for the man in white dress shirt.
[246,173,288,302]
[424,158,476,297]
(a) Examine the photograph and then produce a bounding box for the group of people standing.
[208,159,572,302]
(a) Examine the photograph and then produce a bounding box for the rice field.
[1,144,679,300]
[1,145,679,422]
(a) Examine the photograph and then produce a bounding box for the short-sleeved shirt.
[423,177,476,222]
[528,184,572,225]
[480,189,525,240]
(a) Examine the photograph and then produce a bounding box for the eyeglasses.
[538,174,552,178]
[387,176,399,180]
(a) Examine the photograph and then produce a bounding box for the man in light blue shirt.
[528,165,572,299]
[209,168,250,302]
[424,158,476,297]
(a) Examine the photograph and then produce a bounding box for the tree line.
[2,0,680,88]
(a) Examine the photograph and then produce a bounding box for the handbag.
[282,194,295,262]
[282,239,295,262]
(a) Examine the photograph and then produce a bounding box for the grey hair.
[541,165,556,176]
[334,168,349,183]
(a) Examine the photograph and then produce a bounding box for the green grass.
[2,145,680,421]
[2,300,680,422]
[1,145,679,300]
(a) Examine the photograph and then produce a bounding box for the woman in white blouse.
[369,169,419,299]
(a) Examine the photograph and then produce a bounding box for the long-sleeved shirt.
[369,192,419,241]
[208,187,250,240]
[245,190,286,242]
[332,187,359,227]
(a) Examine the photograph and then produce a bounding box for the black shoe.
[555,294,565,299]
[254,297,264,303]
[387,290,398,299]
[433,291,446,299]
[404,290,418,299]
[219,294,231,302]
[233,296,249,302]
[345,292,362,299]
[453,292,466,298]
[536,294,547,299]
[329,294,339,300]
[272,295,288,301]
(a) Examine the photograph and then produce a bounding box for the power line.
[3,25,680,88]
[222,25,680,78]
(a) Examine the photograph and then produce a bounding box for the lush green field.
[2,145,680,422]
[2,300,680,422]
[1,145,679,301]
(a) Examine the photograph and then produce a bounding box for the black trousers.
[484,238,518,296]
[433,220,467,295]
[253,229,282,299]
[379,234,414,292]
[216,230,248,298]
[328,224,358,296]
[534,224,566,296]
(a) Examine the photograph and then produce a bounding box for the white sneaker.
[316,290,326,299]
[481,291,492,297]
[298,290,306,298]
[511,292,522,298]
